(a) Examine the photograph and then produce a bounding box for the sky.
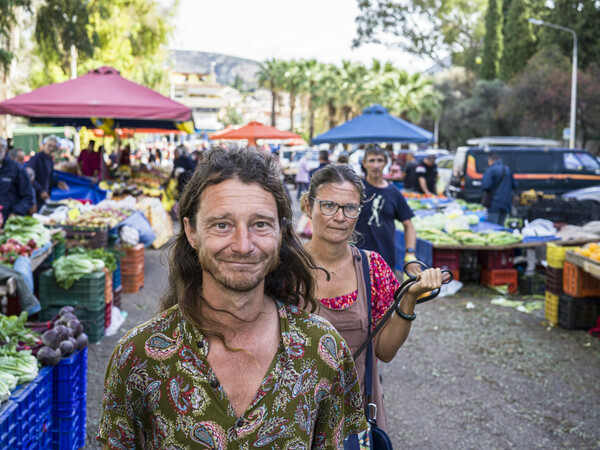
[168,0,431,73]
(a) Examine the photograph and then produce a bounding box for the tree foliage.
[499,0,536,81]
[30,0,175,91]
[538,0,600,71]
[353,0,487,68]
[0,0,32,75]
[480,0,503,80]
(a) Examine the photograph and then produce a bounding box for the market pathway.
[84,212,600,449]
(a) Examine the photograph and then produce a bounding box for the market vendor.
[27,135,69,210]
[415,154,438,196]
[171,145,196,196]
[77,139,102,181]
[0,137,35,226]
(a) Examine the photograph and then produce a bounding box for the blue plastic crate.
[52,412,80,450]
[9,381,37,447]
[0,400,18,449]
[37,417,52,450]
[53,352,81,417]
[395,230,434,271]
[113,259,122,290]
[76,412,86,449]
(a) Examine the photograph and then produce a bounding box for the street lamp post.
[528,18,578,149]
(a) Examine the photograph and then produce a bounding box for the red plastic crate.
[121,271,144,293]
[119,244,145,275]
[563,262,600,298]
[432,250,460,271]
[481,268,518,293]
[113,286,122,309]
[545,267,563,295]
[478,249,515,270]
[105,300,112,329]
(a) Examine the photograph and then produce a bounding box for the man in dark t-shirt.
[415,155,438,195]
[355,146,416,271]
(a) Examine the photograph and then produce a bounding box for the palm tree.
[338,60,369,121]
[297,59,324,141]
[382,71,442,123]
[256,58,287,127]
[281,60,305,132]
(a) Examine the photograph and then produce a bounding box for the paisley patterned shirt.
[97,301,367,449]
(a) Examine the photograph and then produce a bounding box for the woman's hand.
[407,267,443,297]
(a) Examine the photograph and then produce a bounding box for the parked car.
[282,149,320,184]
[447,137,600,202]
[562,185,600,203]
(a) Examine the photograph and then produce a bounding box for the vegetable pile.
[0,215,51,248]
[58,207,131,229]
[52,254,105,290]
[0,312,40,402]
[0,238,38,268]
[34,306,88,367]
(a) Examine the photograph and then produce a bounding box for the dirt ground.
[83,198,600,449]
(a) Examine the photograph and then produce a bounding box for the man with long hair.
[98,147,366,448]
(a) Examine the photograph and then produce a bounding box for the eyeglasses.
[311,197,362,219]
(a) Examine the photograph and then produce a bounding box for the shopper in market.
[0,137,35,225]
[172,144,196,196]
[77,139,102,181]
[482,152,515,226]
[415,154,438,196]
[27,135,69,210]
[355,145,417,272]
[8,148,26,166]
[97,147,367,448]
[302,163,444,430]
[295,151,311,200]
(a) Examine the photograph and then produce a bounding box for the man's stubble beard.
[196,239,282,294]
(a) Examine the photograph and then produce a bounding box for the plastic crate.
[65,227,108,249]
[87,318,105,343]
[478,249,515,270]
[395,230,433,270]
[122,270,144,293]
[545,290,559,326]
[558,293,600,329]
[0,400,18,449]
[546,242,577,269]
[563,261,600,298]
[481,268,518,293]
[113,286,122,309]
[10,381,37,447]
[49,241,66,263]
[518,273,546,296]
[37,416,52,450]
[52,412,80,450]
[105,300,112,329]
[113,259,122,290]
[103,267,113,304]
[77,348,88,449]
[433,250,460,271]
[545,267,563,295]
[39,269,105,309]
[54,352,81,417]
[119,244,145,274]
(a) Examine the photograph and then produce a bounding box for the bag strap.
[489,165,506,198]
[359,248,374,399]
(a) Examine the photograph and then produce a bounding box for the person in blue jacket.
[482,152,515,226]
[26,135,68,210]
[0,137,34,225]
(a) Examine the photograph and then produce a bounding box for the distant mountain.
[169,49,261,89]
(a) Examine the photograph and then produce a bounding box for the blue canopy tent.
[312,104,433,145]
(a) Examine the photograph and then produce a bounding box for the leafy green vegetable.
[52,254,98,289]
[68,246,118,272]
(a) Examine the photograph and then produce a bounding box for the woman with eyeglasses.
[301,164,443,430]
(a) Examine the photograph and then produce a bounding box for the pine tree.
[481,0,504,80]
[500,0,536,81]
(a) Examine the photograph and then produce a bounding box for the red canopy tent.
[210,121,301,145]
[0,66,194,133]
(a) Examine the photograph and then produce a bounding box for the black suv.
[448,137,600,203]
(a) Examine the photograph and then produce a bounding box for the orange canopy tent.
[210,121,301,145]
